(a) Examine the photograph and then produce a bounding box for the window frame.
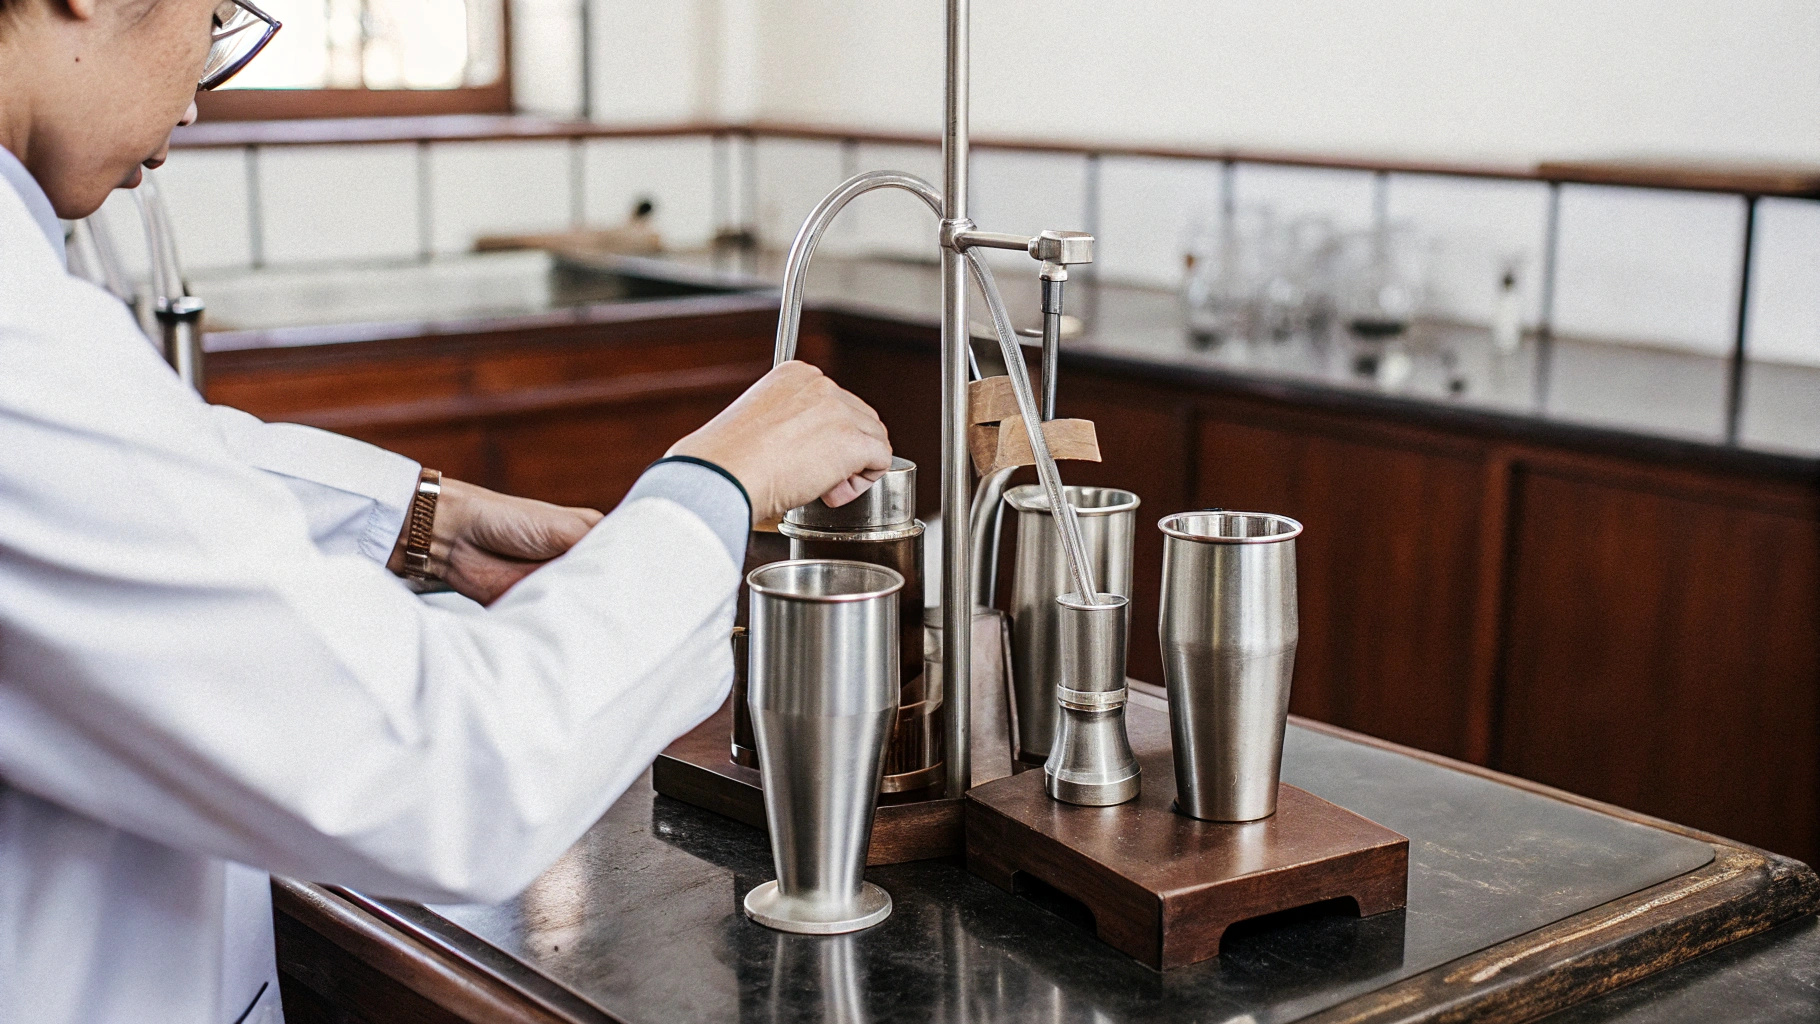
[194,0,513,122]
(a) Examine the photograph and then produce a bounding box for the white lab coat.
[0,181,738,1021]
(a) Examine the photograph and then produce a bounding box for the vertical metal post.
[416,140,434,262]
[1535,181,1562,411]
[568,136,586,228]
[940,0,973,796]
[1726,195,1759,444]
[578,0,594,120]
[244,145,265,270]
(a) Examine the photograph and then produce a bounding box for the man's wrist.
[401,468,443,579]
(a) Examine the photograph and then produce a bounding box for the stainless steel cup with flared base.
[1043,593,1140,806]
[744,559,902,934]
[1158,511,1302,822]
[1005,486,1140,764]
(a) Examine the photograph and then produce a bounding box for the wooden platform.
[968,762,1408,969]
[651,608,1018,865]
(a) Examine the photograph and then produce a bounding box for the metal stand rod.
[940,0,974,797]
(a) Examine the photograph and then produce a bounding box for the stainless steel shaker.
[1003,485,1139,764]
[743,559,902,934]
[781,457,941,795]
[1157,511,1302,822]
[1043,593,1140,805]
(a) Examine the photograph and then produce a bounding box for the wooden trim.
[273,879,570,1024]
[288,360,770,432]
[196,83,512,123]
[173,114,724,149]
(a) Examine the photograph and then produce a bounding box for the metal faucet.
[71,171,207,395]
[133,172,208,395]
[769,0,1100,796]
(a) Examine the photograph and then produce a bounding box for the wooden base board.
[965,703,1409,970]
[652,608,1017,866]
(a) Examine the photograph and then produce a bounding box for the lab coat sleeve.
[206,405,420,564]
[0,268,742,905]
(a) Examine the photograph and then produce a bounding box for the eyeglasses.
[200,0,281,92]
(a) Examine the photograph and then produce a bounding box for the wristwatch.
[402,467,443,580]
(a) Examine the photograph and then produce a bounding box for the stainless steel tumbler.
[1004,485,1139,763]
[743,559,902,934]
[1157,511,1302,822]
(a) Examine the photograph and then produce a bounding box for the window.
[195,0,510,121]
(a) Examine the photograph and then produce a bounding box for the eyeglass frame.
[200,0,281,92]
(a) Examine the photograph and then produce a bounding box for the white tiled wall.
[153,149,254,272]
[1744,198,1820,368]
[138,131,1820,369]
[1096,156,1223,289]
[1552,185,1747,356]
[257,143,420,265]
[1385,174,1550,328]
[428,139,573,255]
[581,136,716,248]
[752,137,847,252]
[1230,164,1376,230]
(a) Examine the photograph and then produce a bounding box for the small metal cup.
[1158,511,1302,822]
[1004,485,1140,764]
[1044,593,1140,806]
[744,559,902,934]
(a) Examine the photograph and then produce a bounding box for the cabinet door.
[1194,415,1491,761]
[1498,468,1820,864]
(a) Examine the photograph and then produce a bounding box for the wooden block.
[967,376,1021,425]
[964,702,1408,970]
[653,610,1019,864]
[968,416,1102,475]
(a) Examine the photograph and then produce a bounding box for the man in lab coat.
[0,0,894,1020]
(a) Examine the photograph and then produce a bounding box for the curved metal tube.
[968,466,1016,608]
[773,170,944,365]
[962,246,1100,605]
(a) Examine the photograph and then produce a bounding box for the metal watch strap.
[403,468,442,580]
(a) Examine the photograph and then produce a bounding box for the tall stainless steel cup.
[1157,511,1302,822]
[743,559,902,934]
[1004,485,1139,763]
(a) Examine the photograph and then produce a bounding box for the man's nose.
[179,101,198,128]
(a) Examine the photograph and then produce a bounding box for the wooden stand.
[965,703,1409,969]
[652,608,1019,865]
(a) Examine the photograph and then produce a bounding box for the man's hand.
[667,361,894,524]
[390,479,603,605]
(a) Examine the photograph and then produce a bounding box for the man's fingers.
[820,473,877,508]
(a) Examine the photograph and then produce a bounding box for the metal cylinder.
[1158,511,1302,822]
[743,559,901,934]
[1004,485,1139,763]
[1044,593,1140,806]
[780,458,940,795]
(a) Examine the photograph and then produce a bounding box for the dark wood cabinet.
[1191,407,1496,764]
[1498,461,1820,861]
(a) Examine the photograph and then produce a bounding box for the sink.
[192,250,749,333]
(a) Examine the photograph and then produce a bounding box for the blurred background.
[71,2,1820,868]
